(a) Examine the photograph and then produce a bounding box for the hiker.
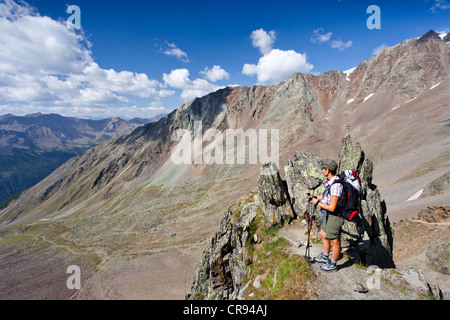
[308,159,344,272]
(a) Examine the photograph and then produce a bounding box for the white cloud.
[0,0,35,20]
[331,39,353,51]
[243,49,313,84]
[73,88,129,106]
[163,68,224,102]
[200,65,230,82]
[242,29,314,85]
[0,0,172,118]
[250,28,276,55]
[68,62,173,99]
[430,0,450,12]
[0,6,91,75]
[163,42,189,62]
[311,28,333,43]
[311,28,353,51]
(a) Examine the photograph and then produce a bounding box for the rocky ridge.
[187,134,414,300]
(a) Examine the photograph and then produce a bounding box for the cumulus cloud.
[163,41,189,62]
[0,0,172,117]
[163,68,224,102]
[250,28,276,55]
[68,62,174,100]
[200,65,229,82]
[242,28,314,85]
[0,3,91,75]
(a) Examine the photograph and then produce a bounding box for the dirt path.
[278,221,420,300]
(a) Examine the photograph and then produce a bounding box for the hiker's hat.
[321,159,338,172]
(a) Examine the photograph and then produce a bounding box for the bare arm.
[313,195,339,213]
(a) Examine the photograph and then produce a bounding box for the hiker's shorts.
[321,213,344,240]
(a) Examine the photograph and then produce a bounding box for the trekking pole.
[305,197,311,260]
[304,194,316,262]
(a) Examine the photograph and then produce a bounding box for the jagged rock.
[359,158,374,187]
[186,202,258,300]
[427,283,444,300]
[337,134,365,173]
[284,151,324,219]
[187,134,396,300]
[444,33,450,42]
[417,30,441,43]
[258,162,294,226]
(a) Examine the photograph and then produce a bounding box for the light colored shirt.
[322,175,343,205]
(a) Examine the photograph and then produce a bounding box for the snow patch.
[363,93,374,102]
[392,104,400,111]
[439,33,448,40]
[343,67,356,81]
[346,98,354,105]
[405,189,424,202]
[430,82,441,90]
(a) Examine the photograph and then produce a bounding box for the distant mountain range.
[0,112,165,207]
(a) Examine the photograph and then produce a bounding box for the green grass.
[243,213,315,300]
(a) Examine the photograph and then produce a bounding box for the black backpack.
[328,170,362,222]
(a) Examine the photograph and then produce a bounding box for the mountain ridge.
[0,31,449,299]
[0,113,165,207]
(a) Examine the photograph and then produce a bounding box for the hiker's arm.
[306,195,322,201]
[314,195,339,212]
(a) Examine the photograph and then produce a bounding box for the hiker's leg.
[330,238,341,262]
[320,229,330,254]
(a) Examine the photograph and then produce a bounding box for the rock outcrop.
[282,134,394,268]
[187,134,395,300]
[186,202,258,300]
[421,171,450,198]
[258,163,294,226]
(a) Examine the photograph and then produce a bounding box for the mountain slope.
[0,31,449,299]
[0,113,145,206]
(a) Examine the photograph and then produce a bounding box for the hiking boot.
[320,262,338,272]
[314,252,329,264]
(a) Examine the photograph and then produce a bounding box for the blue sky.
[0,0,448,119]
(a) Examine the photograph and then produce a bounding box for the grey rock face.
[186,202,258,300]
[257,163,294,226]
[284,151,324,221]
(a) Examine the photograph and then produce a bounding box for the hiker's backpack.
[330,170,363,222]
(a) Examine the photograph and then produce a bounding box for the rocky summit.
[0,31,449,299]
